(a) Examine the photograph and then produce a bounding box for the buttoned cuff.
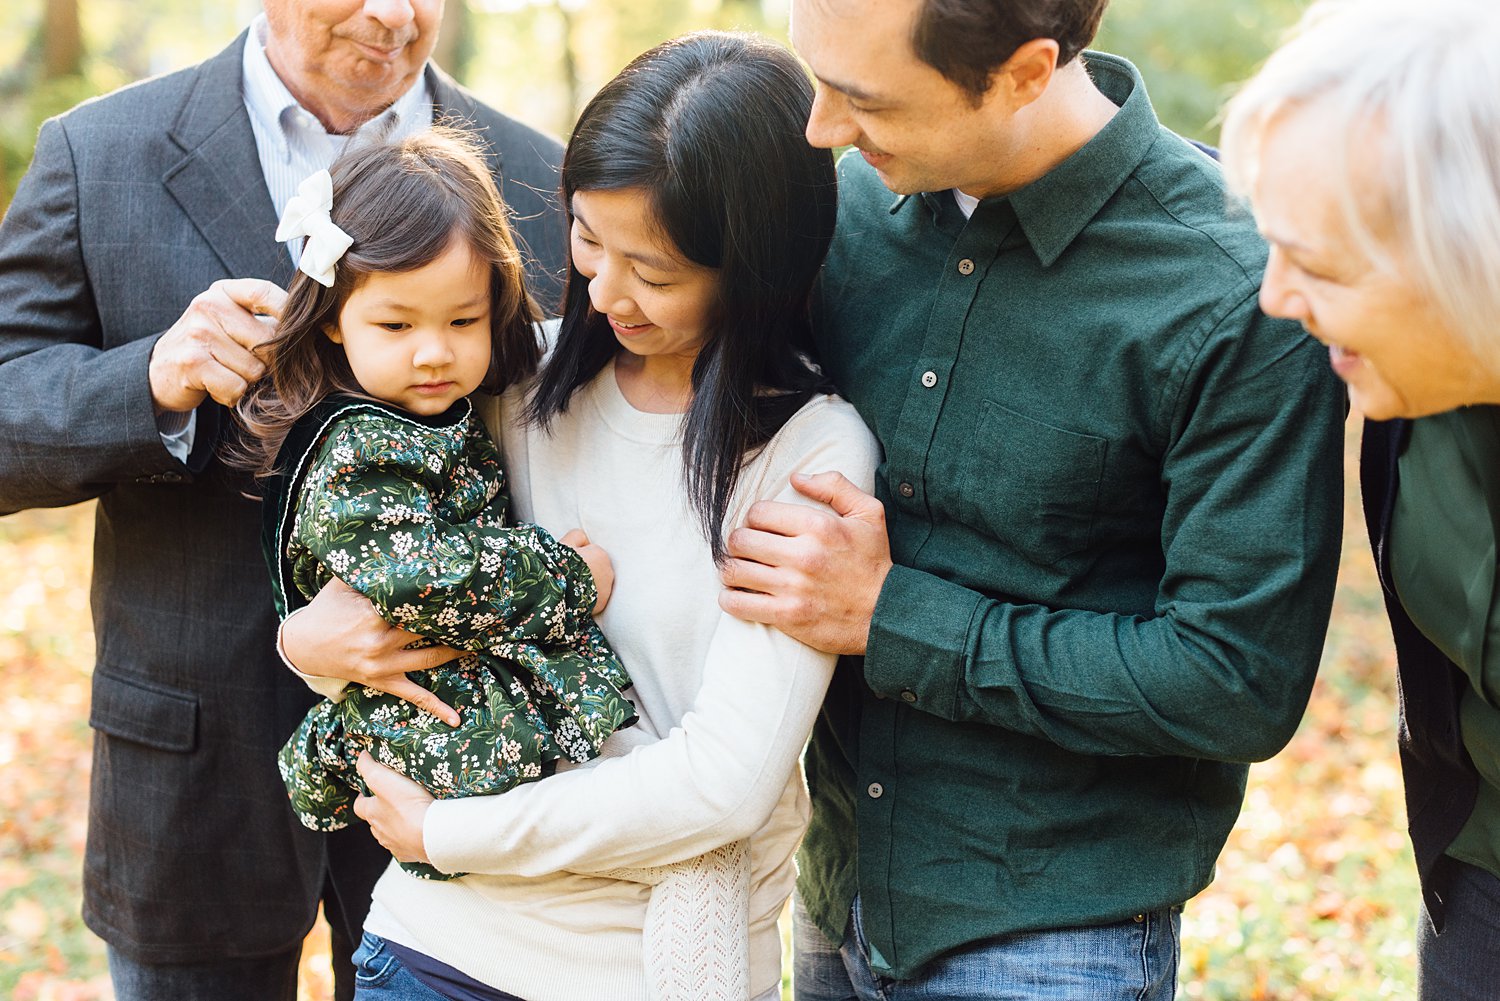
[864,564,985,720]
[277,607,350,702]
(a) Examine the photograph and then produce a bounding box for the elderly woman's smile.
[1246,99,1498,420]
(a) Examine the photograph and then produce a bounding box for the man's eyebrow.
[815,73,886,105]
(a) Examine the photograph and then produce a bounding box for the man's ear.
[993,38,1060,112]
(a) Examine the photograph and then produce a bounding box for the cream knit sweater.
[362,362,880,1001]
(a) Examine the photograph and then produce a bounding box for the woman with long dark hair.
[290,32,878,1001]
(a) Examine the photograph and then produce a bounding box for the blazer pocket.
[89,668,198,753]
[957,400,1107,566]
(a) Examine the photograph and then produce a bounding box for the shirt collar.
[241,14,432,160]
[905,52,1162,267]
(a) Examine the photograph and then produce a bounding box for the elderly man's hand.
[148,278,285,414]
[354,753,436,867]
[281,577,463,726]
[718,471,892,655]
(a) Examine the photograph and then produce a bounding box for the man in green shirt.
[718,0,1345,996]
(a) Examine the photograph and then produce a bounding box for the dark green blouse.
[1393,406,1500,880]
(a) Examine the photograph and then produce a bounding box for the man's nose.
[805,86,858,151]
[363,0,417,33]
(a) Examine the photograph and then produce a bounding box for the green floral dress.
[264,395,636,879]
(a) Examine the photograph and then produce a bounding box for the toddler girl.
[231,128,636,879]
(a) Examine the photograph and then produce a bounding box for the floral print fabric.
[274,401,635,879]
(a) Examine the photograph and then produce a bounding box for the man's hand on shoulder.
[719,471,892,655]
[148,278,286,414]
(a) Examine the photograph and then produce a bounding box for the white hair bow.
[275,169,353,288]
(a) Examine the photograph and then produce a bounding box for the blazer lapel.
[164,32,293,287]
[428,65,506,180]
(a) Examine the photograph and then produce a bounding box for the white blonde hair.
[1222,0,1500,366]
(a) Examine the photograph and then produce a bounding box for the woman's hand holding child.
[281,577,463,726]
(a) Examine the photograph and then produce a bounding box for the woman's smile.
[607,315,656,337]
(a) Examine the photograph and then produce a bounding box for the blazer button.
[900,689,917,703]
[921,370,938,388]
[898,482,915,498]
[867,782,884,799]
[957,258,975,275]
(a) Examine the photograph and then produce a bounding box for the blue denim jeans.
[353,932,464,1000]
[793,894,1180,1001]
[1418,860,1500,1000]
[107,945,300,1001]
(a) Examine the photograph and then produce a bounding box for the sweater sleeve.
[423,403,881,874]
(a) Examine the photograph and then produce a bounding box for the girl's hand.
[560,529,614,615]
[281,577,462,726]
[354,753,435,866]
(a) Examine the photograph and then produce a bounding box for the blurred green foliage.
[1095,0,1314,142]
[0,0,1315,211]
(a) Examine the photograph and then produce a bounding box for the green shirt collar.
[903,52,1161,267]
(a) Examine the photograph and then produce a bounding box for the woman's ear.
[322,322,343,345]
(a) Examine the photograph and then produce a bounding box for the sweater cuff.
[277,607,350,702]
[423,796,482,875]
[864,564,985,720]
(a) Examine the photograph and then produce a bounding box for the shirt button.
[898,482,915,498]
[867,782,884,799]
[920,370,937,388]
[900,689,917,703]
[957,258,975,275]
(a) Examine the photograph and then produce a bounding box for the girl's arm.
[419,405,880,875]
[295,413,602,654]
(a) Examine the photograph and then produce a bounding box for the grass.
[0,417,1417,999]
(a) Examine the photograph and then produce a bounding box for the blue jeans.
[107,945,300,1001]
[353,930,784,1001]
[353,932,537,1001]
[793,894,1180,1001]
[353,933,457,1000]
[1418,860,1500,1000]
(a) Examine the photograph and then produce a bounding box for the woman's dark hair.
[230,126,541,478]
[527,31,838,563]
[913,0,1112,102]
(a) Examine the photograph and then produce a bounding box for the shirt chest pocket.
[955,400,1107,566]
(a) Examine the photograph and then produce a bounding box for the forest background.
[0,0,1412,998]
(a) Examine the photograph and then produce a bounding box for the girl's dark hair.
[231,126,541,478]
[527,31,838,563]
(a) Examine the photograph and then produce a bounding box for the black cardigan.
[1360,418,1482,929]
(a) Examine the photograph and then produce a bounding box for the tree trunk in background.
[556,1,580,126]
[434,0,474,84]
[43,0,84,80]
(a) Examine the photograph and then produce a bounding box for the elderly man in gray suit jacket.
[0,2,567,998]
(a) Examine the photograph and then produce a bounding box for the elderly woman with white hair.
[1222,0,1500,993]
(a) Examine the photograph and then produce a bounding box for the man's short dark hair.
[912,0,1112,101]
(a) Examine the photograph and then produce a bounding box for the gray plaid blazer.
[0,32,566,964]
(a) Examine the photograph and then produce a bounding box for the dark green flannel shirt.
[797,52,1345,978]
